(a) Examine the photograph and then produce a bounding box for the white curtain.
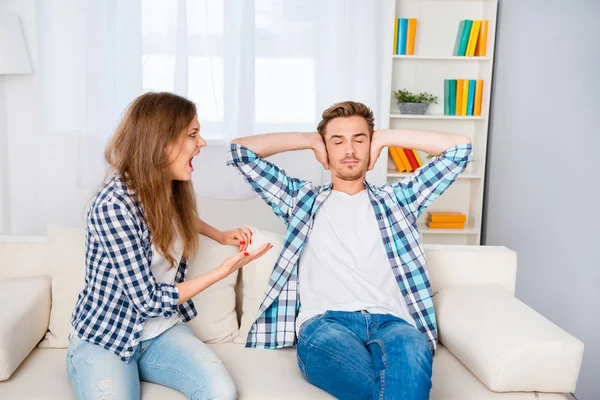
[37,0,393,199]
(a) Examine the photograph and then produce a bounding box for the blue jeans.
[66,323,236,399]
[297,311,432,400]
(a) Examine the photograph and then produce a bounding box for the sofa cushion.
[0,276,51,381]
[435,285,584,393]
[185,235,240,343]
[424,245,517,295]
[233,227,285,344]
[38,224,241,347]
[0,237,52,279]
[0,345,574,399]
[39,225,86,348]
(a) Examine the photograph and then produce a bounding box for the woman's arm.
[176,242,272,304]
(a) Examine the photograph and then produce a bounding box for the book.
[466,20,481,56]
[388,147,406,172]
[455,79,464,116]
[403,148,420,171]
[466,79,476,116]
[406,18,418,55]
[396,147,413,172]
[444,79,451,115]
[427,212,467,223]
[461,79,469,116]
[398,18,408,55]
[393,18,399,54]
[411,149,422,167]
[475,20,489,56]
[449,79,456,116]
[425,220,465,229]
[454,20,472,56]
[474,80,483,116]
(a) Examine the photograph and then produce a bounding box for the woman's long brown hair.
[104,92,199,267]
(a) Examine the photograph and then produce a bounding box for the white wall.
[483,1,600,399]
[0,0,287,237]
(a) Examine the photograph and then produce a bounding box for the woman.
[67,92,272,399]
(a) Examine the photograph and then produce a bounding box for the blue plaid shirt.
[70,176,197,363]
[227,143,474,354]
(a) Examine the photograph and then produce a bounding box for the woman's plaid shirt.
[69,176,197,363]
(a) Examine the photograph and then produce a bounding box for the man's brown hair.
[316,101,375,138]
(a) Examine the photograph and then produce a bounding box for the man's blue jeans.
[297,310,433,400]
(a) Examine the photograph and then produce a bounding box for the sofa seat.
[0,344,574,400]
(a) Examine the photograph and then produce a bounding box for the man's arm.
[228,132,327,224]
[370,129,474,219]
[231,132,328,167]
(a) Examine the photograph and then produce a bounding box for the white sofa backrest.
[0,235,518,295]
[0,237,52,278]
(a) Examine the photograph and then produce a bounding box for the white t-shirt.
[296,189,415,332]
[140,238,183,341]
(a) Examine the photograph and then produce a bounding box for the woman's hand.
[218,226,253,252]
[217,243,273,278]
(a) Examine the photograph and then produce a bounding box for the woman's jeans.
[297,310,433,400]
[66,323,236,399]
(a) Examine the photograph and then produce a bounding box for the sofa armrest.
[434,285,584,393]
[0,276,51,381]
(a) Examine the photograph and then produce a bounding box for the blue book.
[466,79,476,116]
[398,18,408,55]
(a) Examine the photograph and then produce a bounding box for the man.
[227,101,474,399]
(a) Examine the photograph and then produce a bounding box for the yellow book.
[393,18,398,54]
[406,18,418,55]
[388,147,406,172]
[465,20,481,56]
[474,80,483,116]
[396,147,413,172]
[411,149,422,167]
[461,79,469,116]
[455,79,464,116]
[475,20,488,56]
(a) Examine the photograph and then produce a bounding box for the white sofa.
[0,226,584,399]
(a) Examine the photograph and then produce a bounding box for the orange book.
[465,20,481,56]
[474,80,483,116]
[406,18,418,55]
[475,20,489,56]
[426,220,465,229]
[455,79,464,116]
[396,147,413,172]
[461,79,469,116]
[427,212,467,223]
[388,147,406,172]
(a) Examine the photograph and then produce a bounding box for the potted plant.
[393,89,438,115]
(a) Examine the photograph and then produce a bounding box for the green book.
[444,80,451,115]
[453,20,472,56]
[449,79,456,116]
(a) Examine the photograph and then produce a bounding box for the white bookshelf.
[378,0,498,245]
